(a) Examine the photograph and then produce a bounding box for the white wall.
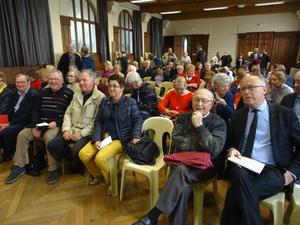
[163,12,300,62]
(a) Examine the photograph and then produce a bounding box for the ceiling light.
[254,1,285,7]
[160,10,182,15]
[130,0,156,3]
[203,6,229,11]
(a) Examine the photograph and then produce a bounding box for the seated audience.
[164,62,177,81]
[0,74,40,162]
[198,71,215,91]
[230,68,249,110]
[127,64,137,73]
[211,51,221,68]
[28,69,43,90]
[113,64,125,78]
[126,71,159,120]
[151,66,169,85]
[180,51,191,66]
[139,60,153,79]
[5,70,73,184]
[47,70,105,181]
[170,64,184,82]
[115,51,128,75]
[102,61,114,78]
[57,43,81,82]
[67,68,80,93]
[220,75,300,225]
[268,71,293,104]
[182,64,201,92]
[213,73,234,127]
[133,89,227,225]
[220,51,232,67]
[281,71,300,121]
[157,77,193,118]
[79,75,143,195]
[162,47,177,66]
[97,77,109,97]
[236,53,244,70]
[80,46,95,71]
[0,71,12,114]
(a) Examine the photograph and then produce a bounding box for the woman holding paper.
[79,74,143,195]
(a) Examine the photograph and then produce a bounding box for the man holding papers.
[221,75,300,225]
[5,70,73,184]
[132,89,227,225]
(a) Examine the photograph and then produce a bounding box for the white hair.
[125,71,142,85]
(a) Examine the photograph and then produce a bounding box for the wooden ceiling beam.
[139,0,298,13]
[161,1,300,20]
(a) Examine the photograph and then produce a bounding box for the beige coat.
[62,85,105,137]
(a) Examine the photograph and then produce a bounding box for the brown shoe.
[89,177,100,186]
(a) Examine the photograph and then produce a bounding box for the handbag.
[125,130,160,165]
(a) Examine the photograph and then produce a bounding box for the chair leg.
[149,172,159,208]
[193,184,205,225]
[212,179,219,202]
[109,156,118,196]
[272,200,284,225]
[120,167,126,201]
[288,200,300,225]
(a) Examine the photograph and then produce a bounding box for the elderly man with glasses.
[133,88,227,225]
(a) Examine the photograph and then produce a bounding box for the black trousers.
[0,124,24,159]
[47,135,90,173]
[220,162,285,225]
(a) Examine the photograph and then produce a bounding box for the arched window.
[117,10,133,53]
[60,0,97,53]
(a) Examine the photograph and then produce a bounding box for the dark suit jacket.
[0,86,13,114]
[228,103,300,177]
[7,87,40,127]
[281,93,297,109]
[57,52,82,77]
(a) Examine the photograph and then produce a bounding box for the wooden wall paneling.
[163,36,174,55]
[60,16,72,52]
[0,66,43,85]
[173,35,183,61]
[271,32,300,69]
[237,33,247,59]
[258,32,274,55]
[245,32,259,57]
[144,32,151,53]
[190,35,209,64]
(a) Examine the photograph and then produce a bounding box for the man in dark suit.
[0,74,40,162]
[220,75,300,225]
[281,71,300,121]
[57,44,82,82]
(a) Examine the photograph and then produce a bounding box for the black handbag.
[125,130,160,165]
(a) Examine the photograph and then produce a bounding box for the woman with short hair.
[268,71,293,104]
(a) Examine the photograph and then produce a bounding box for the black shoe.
[132,216,153,225]
[47,169,61,184]
[25,165,41,177]
[5,166,25,184]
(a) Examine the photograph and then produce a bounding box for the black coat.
[0,86,13,114]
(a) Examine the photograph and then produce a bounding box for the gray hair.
[49,69,64,81]
[81,69,97,81]
[125,71,142,85]
[213,73,232,86]
[176,64,184,70]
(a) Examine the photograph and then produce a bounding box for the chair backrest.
[142,117,174,157]
[143,76,152,81]
[146,80,156,86]
[159,81,174,96]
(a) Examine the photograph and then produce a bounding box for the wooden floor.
[0,160,282,225]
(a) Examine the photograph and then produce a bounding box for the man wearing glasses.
[220,75,300,225]
[0,74,40,162]
[133,89,227,225]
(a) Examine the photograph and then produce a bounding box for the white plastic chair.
[119,117,174,207]
[286,182,300,225]
[261,192,285,225]
[158,81,174,97]
[108,153,121,196]
[191,176,219,225]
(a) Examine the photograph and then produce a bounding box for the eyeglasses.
[192,98,212,104]
[15,80,28,84]
[108,84,121,89]
[240,85,265,92]
[48,78,61,82]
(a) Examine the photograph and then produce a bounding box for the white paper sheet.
[228,156,265,174]
[36,122,49,127]
[100,136,112,148]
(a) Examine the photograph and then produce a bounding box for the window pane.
[129,31,133,53]
[75,0,81,19]
[91,24,96,52]
[125,13,128,28]
[82,0,88,20]
[121,30,125,52]
[70,20,76,47]
[76,21,83,48]
[89,6,95,21]
[67,0,74,17]
[84,23,90,49]
[128,18,132,29]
